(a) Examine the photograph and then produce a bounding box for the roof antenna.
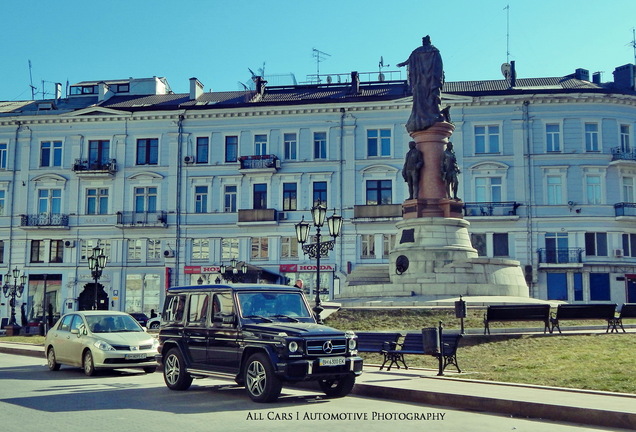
[312,48,331,83]
[504,4,510,64]
[28,60,37,100]
[630,28,636,65]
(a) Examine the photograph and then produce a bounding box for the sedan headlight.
[152,338,160,350]
[93,340,115,351]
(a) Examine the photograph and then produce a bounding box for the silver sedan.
[44,310,159,376]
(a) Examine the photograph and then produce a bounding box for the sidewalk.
[1,341,635,430]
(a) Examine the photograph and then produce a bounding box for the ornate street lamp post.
[87,246,108,310]
[295,204,343,323]
[219,257,248,283]
[2,267,28,328]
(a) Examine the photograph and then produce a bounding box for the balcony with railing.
[615,202,636,217]
[72,158,117,176]
[537,248,583,265]
[238,155,280,172]
[463,201,521,217]
[610,147,636,162]
[116,211,167,228]
[20,213,70,229]
[353,204,402,220]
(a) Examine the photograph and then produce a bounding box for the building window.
[0,143,7,169]
[136,138,159,165]
[0,190,5,215]
[361,234,376,259]
[86,188,109,215]
[80,240,111,261]
[196,137,209,164]
[38,189,62,213]
[88,140,109,168]
[284,133,297,160]
[585,123,599,152]
[30,240,45,263]
[545,232,569,263]
[148,239,161,261]
[192,239,209,260]
[574,273,583,301]
[382,234,396,258]
[622,233,636,257]
[313,181,327,206]
[253,183,267,209]
[225,136,238,163]
[547,273,567,301]
[620,124,631,152]
[493,233,509,257]
[128,239,142,261]
[41,141,63,167]
[0,240,4,263]
[475,177,502,202]
[49,240,64,263]
[195,186,208,213]
[224,185,237,212]
[222,238,238,260]
[471,233,487,256]
[585,232,608,257]
[282,183,297,211]
[366,180,392,205]
[251,237,269,260]
[281,236,299,259]
[546,175,563,205]
[474,125,500,154]
[135,187,157,212]
[590,273,611,301]
[623,177,634,202]
[254,134,267,156]
[546,124,561,152]
[313,132,327,159]
[585,175,602,204]
[367,129,391,157]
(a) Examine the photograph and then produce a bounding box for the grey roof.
[0,73,630,117]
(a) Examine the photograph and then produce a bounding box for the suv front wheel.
[163,348,193,390]
[318,374,356,398]
[244,352,282,402]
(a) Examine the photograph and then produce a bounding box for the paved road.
[0,353,624,432]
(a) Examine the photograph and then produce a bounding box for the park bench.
[382,331,463,374]
[607,303,636,333]
[550,303,617,334]
[355,332,402,370]
[483,304,551,335]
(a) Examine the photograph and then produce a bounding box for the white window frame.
[251,237,269,260]
[0,143,7,169]
[584,122,600,152]
[545,123,561,152]
[361,234,376,259]
[254,134,267,156]
[620,124,631,153]
[280,236,299,259]
[223,184,238,213]
[192,238,210,261]
[474,124,501,154]
[40,140,63,167]
[313,131,327,160]
[542,167,567,205]
[366,128,392,157]
[283,132,298,160]
[194,185,209,213]
[128,239,143,261]
[86,187,109,215]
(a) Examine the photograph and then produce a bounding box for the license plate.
[125,353,146,360]
[319,357,345,367]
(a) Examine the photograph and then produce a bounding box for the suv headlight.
[345,331,357,351]
[93,340,115,351]
[288,341,299,353]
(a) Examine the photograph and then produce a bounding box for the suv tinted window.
[164,294,186,323]
[212,292,235,327]
[187,293,209,326]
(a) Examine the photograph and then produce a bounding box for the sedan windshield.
[238,292,312,319]
[85,315,143,333]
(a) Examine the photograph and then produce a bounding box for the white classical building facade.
[1,64,636,324]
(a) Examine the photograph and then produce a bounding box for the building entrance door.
[626,276,636,303]
[78,283,109,310]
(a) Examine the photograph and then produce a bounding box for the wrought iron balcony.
[463,201,521,217]
[116,211,167,227]
[238,155,280,170]
[72,158,117,175]
[610,147,636,161]
[537,248,583,264]
[615,202,636,217]
[20,213,69,228]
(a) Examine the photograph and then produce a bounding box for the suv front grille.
[306,338,347,356]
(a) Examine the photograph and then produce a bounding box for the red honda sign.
[184,266,221,274]
[279,264,334,272]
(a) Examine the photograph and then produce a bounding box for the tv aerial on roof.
[501,62,512,79]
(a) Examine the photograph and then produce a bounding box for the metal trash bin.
[421,327,440,355]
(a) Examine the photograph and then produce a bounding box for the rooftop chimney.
[55,82,62,100]
[255,76,267,96]
[98,82,113,102]
[350,71,360,94]
[592,72,602,85]
[510,61,516,87]
[575,68,590,81]
[613,64,635,90]
[189,77,204,100]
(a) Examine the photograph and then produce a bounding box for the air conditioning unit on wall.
[164,250,175,258]
[614,249,624,258]
[278,212,287,221]
[184,155,195,164]
[64,240,75,248]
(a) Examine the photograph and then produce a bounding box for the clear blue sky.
[1,0,635,101]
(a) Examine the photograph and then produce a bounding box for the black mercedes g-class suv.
[156,284,363,402]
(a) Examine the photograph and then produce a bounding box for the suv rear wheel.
[244,353,282,402]
[318,374,356,398]
[163,348,193,390]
